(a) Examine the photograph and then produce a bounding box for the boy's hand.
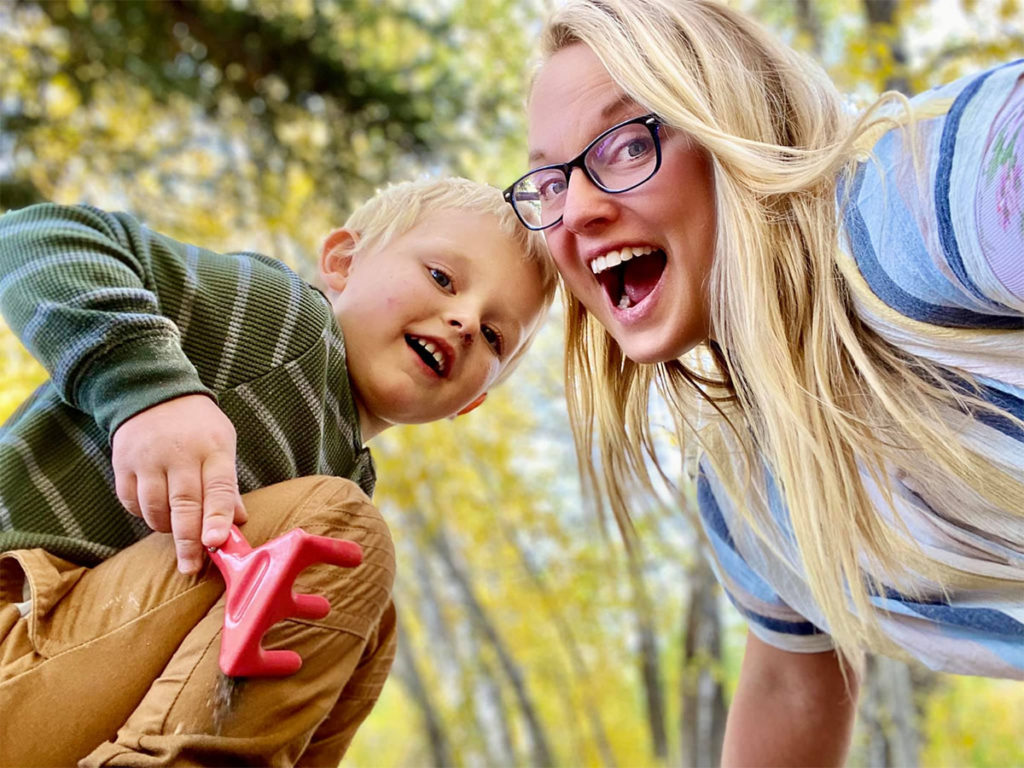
[112,394,248,575]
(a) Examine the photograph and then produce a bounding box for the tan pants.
[0,476,397,767]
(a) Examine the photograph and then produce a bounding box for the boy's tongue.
[623,252,664,304]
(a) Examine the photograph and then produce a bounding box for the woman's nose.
[560,169,618,234]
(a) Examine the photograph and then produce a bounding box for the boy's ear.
[320,228,360,294]
[455,392,487,417]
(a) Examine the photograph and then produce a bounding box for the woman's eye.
[624,137,652,158]
[482,325,503,355]
[537,174,567,201]
[430,268,452,289]
[613,136,653,164]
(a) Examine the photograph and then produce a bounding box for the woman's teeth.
[590,245,656,275]
[592,246,668,311]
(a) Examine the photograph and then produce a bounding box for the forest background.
[1,0,1022,766]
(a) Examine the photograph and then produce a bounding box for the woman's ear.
[320,228,360,294]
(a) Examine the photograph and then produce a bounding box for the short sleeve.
[696,459,834,653]
[938,58,1024,316]
[975,71,1024,308]
[842,59,1024,328]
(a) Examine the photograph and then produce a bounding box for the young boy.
[0,177,556,766]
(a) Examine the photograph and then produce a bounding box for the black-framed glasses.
[503,114,663,231]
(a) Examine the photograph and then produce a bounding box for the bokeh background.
[2,1,1022,766]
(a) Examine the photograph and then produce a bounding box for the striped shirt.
[698,60,1024,678]
[0,204,374,566]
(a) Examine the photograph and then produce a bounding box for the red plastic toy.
[208,525,363,677]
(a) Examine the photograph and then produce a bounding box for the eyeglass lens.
[511,119,659,229]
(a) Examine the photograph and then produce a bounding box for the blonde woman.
[503,0,1023,763]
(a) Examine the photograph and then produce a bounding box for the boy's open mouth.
[405,334,450,378]
[591,245,667,310]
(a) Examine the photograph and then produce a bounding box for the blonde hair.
[542,0,1024,662]
[339,176,558,386]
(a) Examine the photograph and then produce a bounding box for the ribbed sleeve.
[0,204,213,434]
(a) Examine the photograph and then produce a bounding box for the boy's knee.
[239,476,395,629]
[293,476,393,563]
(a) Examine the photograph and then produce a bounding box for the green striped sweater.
[0,204,374,566]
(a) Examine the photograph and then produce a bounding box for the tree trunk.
[469,652,518,767]
[629,553,669,761]
[862,0,911,94]
[500,521,618,767]
[395,626,456,768]
[860,654,920,767]
[429,524,556,767]
[680,559,726,768]
[794,0,824,58]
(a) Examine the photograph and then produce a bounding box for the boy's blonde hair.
[541,0,1024,663]
[341,176,558,386]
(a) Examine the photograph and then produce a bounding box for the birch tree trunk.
[500,521,618,767]
[429,523,556,767]
[469,652,518,767]
[629,553,669,761]
[862,0,911,93]
[395,627,456,768]
[679,559,726,768]
[860,654,920,768]
[794,0,824,58]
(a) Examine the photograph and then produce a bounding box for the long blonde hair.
[542,0,1024,660]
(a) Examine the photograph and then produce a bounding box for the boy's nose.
[448,317,475,346]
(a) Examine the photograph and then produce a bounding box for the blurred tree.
[2,1,1023,767]
[680,560,726,768]
[0,0,544,261]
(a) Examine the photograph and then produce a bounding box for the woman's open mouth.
[591,245,667,310]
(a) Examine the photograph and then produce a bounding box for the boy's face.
[324,209,548,442]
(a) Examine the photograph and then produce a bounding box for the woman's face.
[527,43,717,363]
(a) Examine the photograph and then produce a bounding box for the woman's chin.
[616,330,704,365]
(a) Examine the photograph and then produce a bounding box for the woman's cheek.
[544,231,574,275]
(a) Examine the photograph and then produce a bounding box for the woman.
[502,0,1023,763]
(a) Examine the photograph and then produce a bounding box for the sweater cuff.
[76,334,216,438]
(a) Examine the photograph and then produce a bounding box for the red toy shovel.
[208,525,363,677]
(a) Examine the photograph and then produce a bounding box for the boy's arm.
[0,203,245,571]
[722,631,858,767]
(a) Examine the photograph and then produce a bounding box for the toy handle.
[209,525,363,677]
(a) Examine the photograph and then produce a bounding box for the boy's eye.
[430,268,452,289]
[482,325,503,355]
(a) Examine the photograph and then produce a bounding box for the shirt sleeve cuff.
[74,333,216,438]
[748,620,836,654]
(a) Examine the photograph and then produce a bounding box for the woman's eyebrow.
[527,95,639,165]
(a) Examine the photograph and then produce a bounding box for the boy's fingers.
[234,494,248,525]
[168,468,204,574]
[114,470,142,519]
[201,455,241,549]
[137,473,171,533]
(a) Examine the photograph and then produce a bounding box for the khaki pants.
[0,476,397,767]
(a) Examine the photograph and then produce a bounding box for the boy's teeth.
[618,294,632,309]
[414,337,446,373]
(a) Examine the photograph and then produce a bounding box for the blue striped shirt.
[698,60,1024,679]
